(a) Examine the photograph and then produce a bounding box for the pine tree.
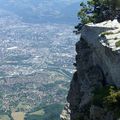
[74,0,120,34]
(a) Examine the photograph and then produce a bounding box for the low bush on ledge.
[92,85,120,118]
[100,32,114,37]
[92,86,111,107]
[115,40,120,47]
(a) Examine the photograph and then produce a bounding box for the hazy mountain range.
[0,0,83,24]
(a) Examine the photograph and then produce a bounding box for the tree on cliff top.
[74,0,120,34]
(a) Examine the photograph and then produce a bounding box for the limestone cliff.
[61,20,120,120]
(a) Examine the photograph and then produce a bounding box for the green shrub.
[104,87,120,109]
[100,32,114,37]
[115,40,120,47]
[92,86,110,107]
[92,86,120,118]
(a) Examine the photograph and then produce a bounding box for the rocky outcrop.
[61,20,120,120]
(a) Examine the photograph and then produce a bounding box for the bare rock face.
[61,20,120,120]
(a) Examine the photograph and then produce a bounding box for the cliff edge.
[61,20,120,120]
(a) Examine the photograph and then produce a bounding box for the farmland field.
[12,112,25,120]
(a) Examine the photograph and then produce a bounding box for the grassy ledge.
[115,40,120,47]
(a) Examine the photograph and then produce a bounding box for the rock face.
[61,20,120,120]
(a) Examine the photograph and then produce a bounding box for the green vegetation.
[25,103,64,120]
[92,86,110,107]
[75,0,120,33]
[0,111,13,120]
[30,109,45,116]
[0,115,11,120]
[104,87,120,109]
[101,30,120,37]
[100,31,114,37]
[0,100,3,109]
[92,86,120,118]
[115,40,120,47]
[79,0,120,24]
[16,103,31,112]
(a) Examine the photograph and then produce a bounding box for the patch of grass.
[115,40,120,47]
[100,31,114,37]
[30,109,45,116]
[25,103,64,120]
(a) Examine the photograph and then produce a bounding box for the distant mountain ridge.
[0,0,82,24]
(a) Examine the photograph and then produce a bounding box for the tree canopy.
[74,0,120,34]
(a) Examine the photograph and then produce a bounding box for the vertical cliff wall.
[61,20,120,120]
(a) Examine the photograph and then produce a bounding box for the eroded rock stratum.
[61,20,120,120]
